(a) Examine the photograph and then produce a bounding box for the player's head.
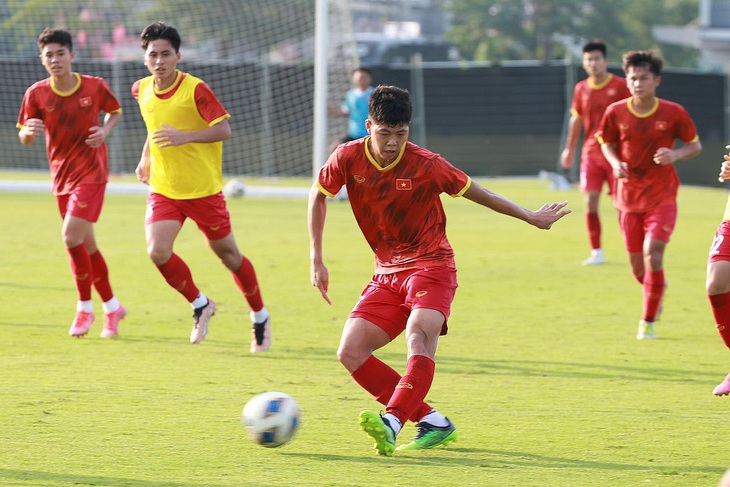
[365,85,411,165]
[622,50,663,77]
[37,28,75,77]
[140,22,181,85]
[582,39,606,57]
[352,67,373,90]
[581,39,608,78]
[37,28,72,52]
[622,50,663,100]
[140,21,181,52]
[368,85,412,126]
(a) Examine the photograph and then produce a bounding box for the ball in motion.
[223,178,246,198]
[242,391,301,447]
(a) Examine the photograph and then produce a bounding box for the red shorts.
[56,183,106,222]
[618,202,677,253]
[349,266,458,340]
[708,221,730,264]
[579,157,615,194]
[145,192,232,240]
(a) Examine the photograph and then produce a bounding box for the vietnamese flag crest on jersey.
[396,179,412,190]
[79,97,92,107]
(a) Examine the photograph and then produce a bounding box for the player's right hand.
[310,262,332,305]
[559,148,573,169]
[22,118,44,137]
[720,145,730,182]
[135,159,151,185]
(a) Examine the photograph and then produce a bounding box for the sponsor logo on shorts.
[395,382,413,390]
[415,290,428,297]
[354,175,366,183]
[77,201,88,208]
[210,225,220,231]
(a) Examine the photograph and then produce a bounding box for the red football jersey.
[317,139,471,273]
[17,73,121,195]
[597,97,699,212]
[571,74,630,163]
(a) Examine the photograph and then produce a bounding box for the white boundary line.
[0,180,310,198]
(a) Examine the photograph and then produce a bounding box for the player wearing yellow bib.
[133,21,271,351]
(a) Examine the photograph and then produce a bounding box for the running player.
[17,28,126,338]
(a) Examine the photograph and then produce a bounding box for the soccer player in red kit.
[561,39,630,266]
[597,50,702,340]
[133,22,270,350]
[308,85,570,456]
[17,28,126,338]
[706,147,730,395]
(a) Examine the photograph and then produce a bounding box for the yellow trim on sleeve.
[569,108,581,119]
[316,180,337,198]
[209,113,231,127]
[452,177,472,197]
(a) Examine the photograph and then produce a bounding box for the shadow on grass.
[436,355,710,383]
[283,449,724,476]
[0,468,225,487]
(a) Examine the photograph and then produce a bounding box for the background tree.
[443,0,700,67]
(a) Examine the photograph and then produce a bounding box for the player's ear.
[365,119,372,132]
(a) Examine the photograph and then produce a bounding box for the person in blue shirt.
[330,67,374,145]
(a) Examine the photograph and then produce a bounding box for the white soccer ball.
[242,391,301,448]
[223,178,246,198]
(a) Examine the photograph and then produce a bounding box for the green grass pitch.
[1,178,729,486]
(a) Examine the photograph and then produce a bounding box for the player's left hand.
[152,124,188,148]
[530,201,571,230]
[653,147,676,166]
[85,125,107,148]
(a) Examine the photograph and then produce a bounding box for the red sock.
[586,212,601,250]
[156,253,200,302]
[642,270,665,322]
[709,292,730,348]
[232,256,264,311]
[386,355,435,426]
[351,355,432,423]
[67,244,92,301]
[89,250,114,302]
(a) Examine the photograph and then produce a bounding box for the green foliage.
[1,179,729,486]
[444,0,701,67]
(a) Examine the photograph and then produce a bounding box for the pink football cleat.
[713,372,730,396]
[250,312,271,353]
[190,299,217,344]
[69,310,95,337]
[101,305,127,338]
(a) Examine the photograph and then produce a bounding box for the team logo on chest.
[655,121,667,130]
[79,97,92,107]
[354,175,366,183]
[396,179,412,190]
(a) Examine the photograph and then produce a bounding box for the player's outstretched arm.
[462,183,571,230]
[308,183,332,304]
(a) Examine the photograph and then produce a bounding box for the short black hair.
[368,85,411,126]
[353,67,373,77]
[622,50,663,76]
[582,39,606,56]
[140,21,181,52]
[37,28,72,52]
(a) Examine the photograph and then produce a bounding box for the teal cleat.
[359,410,396,457]
[396,418,457,451]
